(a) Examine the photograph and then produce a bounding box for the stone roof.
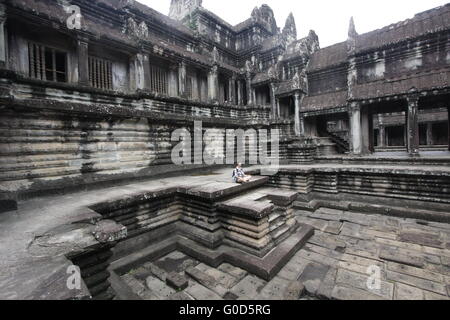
[275,79,306,96]
[9,0,136,45]
[197,7,236,31]
[233,18,253,32]
[355,4,450,53]
[252,72,273,85]
[353,69,450,100]
[306,42,348,73]
[302,90,348,111]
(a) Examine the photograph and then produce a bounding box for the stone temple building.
[0,0,449,301]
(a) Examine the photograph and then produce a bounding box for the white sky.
[139,0,449,48]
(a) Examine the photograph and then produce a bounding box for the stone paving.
[121,208,450,300]
[1,166,450,300]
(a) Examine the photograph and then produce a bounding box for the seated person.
[232,163,252,184]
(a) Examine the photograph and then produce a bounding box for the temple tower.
[169,0,202,21]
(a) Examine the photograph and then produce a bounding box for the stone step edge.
[109,224,314,283]
[294,199,450,223]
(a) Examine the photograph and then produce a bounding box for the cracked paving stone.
[146,276,176,299]
[331,286,386,300]
[298,262,330,296]
[387,262,444,283]
[185,283,223,300]
[196,263,239,289]
[335,268,394,300]
[394,283,424,300]
[386,270,447,296]
[218,263,247,281]
[229,275,267,298]
[398,231,444,249]
[166,272,189,291]
[257,276,290,300]
[379,249,424,268]
[283,281,305,300]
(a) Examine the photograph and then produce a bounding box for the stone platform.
[0,165,449,300]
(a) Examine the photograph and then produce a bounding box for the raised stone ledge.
[182,177,269,201]
[218,200,274,219]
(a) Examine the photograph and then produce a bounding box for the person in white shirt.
[232,163,252,184]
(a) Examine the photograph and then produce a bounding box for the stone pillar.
[133,53,150,90]
[228,75,236,104]
[237,79,244,106]
[349,102,362,155]
[207,65,219,102]
[294,92,302,136]
[276,99,281,119]
[406,94,420,156]
[0,2,6,67]
[246,74,253,105]
[178,61,187,97]
[299,115,306,137]
[379,125,386,148]
[367,111,374,153]
[426,122,433,146]
[448,106,450,151]
[77,36,89,86]
[168,64,179,97]
[269,83,276,119]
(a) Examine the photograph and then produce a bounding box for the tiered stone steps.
[101,176,314,282]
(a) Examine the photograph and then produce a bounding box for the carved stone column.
[168,64,179,97]
[349,102,362,155]
[246,73,253,105]
[406,93,420,156]
[178,61,187,97]
[0,1,6,67]
[228,75,236,104]
[426,122,433,146]
[294,92,302,136]
[207,65,219,102]
[379,125,386,148]
[237,79,244,106]
[77,36,89,86]
[269,83,277,119]
[299,115,306,137]
[447,106,450,151]
[132,53,149,90]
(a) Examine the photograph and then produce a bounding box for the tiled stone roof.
[302,90,348,111]
[307,42,348,72]
[355,4,450,53]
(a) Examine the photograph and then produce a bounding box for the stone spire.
[282,13,297,44]
[348,16,358,39]
[169,0,202,21]
[347,17,358,53]
[251,4,278,34]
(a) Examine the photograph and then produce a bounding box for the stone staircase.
[91,175,314,285]
[316,137,339,156]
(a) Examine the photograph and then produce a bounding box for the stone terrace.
[1,166,449,300]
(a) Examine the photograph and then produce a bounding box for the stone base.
[110,224,314,282]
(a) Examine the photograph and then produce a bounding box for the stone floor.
[1,165,450,300]
[120,208,450,300]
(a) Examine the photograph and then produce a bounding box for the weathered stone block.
[166,272,189,291]
[283,281,305,300]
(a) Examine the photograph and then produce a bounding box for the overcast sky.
[139,0,448,48]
